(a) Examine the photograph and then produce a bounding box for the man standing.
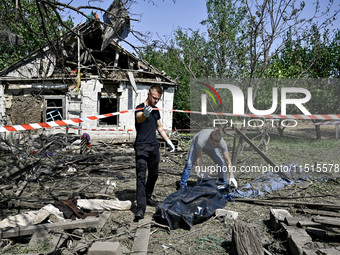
[179,129,237,189]
[134,85,175,221]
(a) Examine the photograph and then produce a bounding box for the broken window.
[43,96,65,122]
[98,93,118,126]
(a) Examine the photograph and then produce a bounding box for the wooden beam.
[131,217,152,255]
[0,211,111,239]
[296,208,340,218]
[234,127,289,179]
[14,181,27,197]
[312,216,340,227]
[234,198,340,211]
[232,220,263,255]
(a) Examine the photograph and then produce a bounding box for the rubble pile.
[0,133,339,254]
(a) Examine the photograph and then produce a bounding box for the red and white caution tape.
[1,108,340,133]
[157,108,340,121]
[0,109,138,133]
[53,127,135,132]
[50,127,204,132]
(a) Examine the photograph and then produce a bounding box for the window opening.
[44,97,64,122]
[99,96,118,125]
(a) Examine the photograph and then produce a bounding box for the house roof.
[0,17,176,87]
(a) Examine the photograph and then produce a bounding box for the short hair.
[149,85,163,95]
[209,130,222,143]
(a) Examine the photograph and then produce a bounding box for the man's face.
[148,91,161,107]
[208,138,219,148]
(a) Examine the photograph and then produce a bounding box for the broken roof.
[0,15,175,87]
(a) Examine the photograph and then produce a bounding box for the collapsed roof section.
[0,11,175,87]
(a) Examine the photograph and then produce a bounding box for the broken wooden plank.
[312,216,340,227]
[0,211,111,239]
[14,181,27,198]
[316,247,340,255]
[7,199,46,209]
[297,220,323,228]
[127,71,138,94]
[131,217,152,255]
[234,198,340,211]
[97,211,111,231]
[297,208,340,218]
[231,220,264,255]
[3,161,40,180]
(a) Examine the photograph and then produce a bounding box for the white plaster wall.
[63,80,174,141]
[128,84,175,132]
[80,79,103,131]
[117,84,136,131]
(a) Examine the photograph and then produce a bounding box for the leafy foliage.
[0,0,74,70]
[140,0,339,128]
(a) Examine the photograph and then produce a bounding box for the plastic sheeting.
[227,163,317,199]
[154,180,226,230]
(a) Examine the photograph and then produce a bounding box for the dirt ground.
[0,125,339,254]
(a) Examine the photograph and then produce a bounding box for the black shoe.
[147,198,158,207]
[134,209,144,221]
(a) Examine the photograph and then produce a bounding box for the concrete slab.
[88,241,121,255]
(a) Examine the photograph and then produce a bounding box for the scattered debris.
[232,220,263,255]
[270,208,340,255]
[131,217,152,255]
[0,130,339,254]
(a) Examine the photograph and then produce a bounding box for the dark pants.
[134,144,160,212]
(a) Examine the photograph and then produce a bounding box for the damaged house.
[0,5,176,142]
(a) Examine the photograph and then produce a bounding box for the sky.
[63,0,340,53]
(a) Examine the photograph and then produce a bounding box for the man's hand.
[143,105,153,117]
[166,140,175,152]
[228,177,238,188]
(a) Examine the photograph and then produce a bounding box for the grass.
[221,130,340,180]
[268,135,340,165]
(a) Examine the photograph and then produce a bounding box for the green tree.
[201,0,249,78]
[140,0,339,132]
[0,0,74,71]
[141,29,214,128]
[264,26,340,138]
